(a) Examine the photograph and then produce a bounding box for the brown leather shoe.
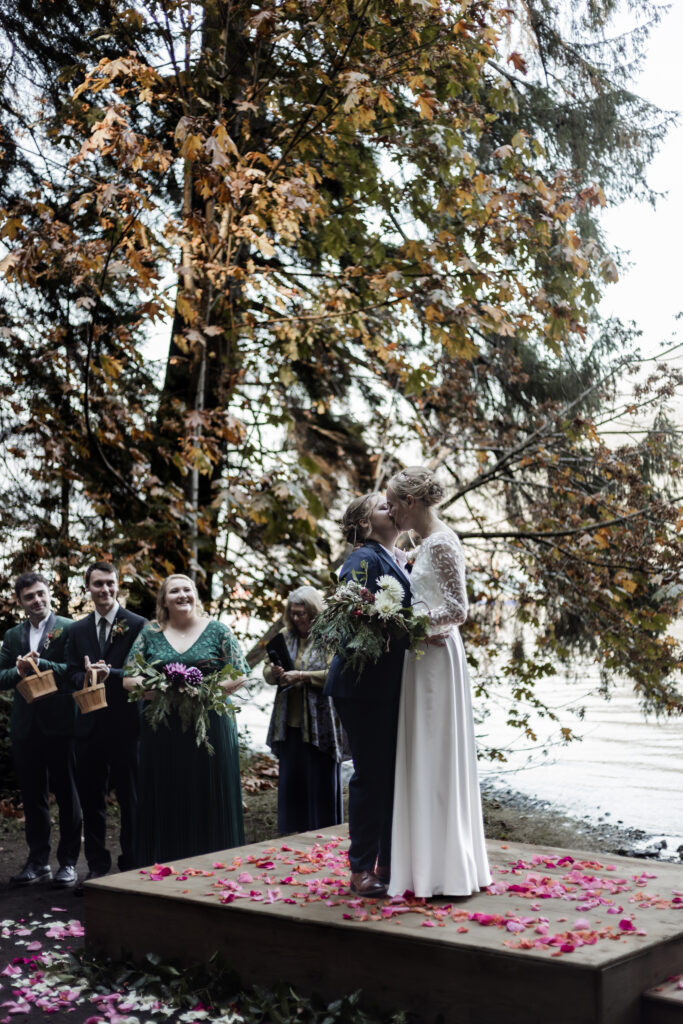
[375,865,390,885]
[350,871,387,897]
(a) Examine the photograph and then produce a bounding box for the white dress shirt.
[29,615,50,653]
[378,543,408,572]
[94,601,120,646]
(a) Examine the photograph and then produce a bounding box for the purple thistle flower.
[184,667,203,687]
[162,662,203,688]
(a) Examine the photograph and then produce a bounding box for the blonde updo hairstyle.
[155,573,207,627]
[340,492,383,546]
[386,466,444,507]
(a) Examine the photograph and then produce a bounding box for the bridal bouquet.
[310,563,431,674]
[127,656,240,754]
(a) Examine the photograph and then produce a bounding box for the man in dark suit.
[66,562,146,882]
[324,495,411,897]
[0,572,81,887]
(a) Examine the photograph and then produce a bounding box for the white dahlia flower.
[374,576,403,617]
[377,575,404,602]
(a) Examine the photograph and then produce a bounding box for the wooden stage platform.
[84,827,683,1024]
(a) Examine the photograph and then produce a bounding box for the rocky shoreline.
[242,756,675,862]
[481,782,678,861]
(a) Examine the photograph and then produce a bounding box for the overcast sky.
[598,3,683,366]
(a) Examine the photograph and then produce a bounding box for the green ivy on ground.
[45,948,410,1024]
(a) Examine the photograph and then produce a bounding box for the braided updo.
[386,466,444,506]
[340,492,383,545]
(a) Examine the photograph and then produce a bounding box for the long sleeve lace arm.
[425,532,468,628]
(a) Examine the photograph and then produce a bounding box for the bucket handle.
[82,664,105,689]
[22,656,41,677]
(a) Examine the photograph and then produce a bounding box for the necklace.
[168,619,198,635]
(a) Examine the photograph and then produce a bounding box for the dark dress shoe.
[9,862,52,887]
[375,866,390,885]
[52,865,77,888]
[350,871,387,897]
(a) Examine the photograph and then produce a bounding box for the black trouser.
[75,724,139,872]
[333,695,400,874]
[12,725,82,868]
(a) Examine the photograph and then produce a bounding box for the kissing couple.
[324,466,492,899]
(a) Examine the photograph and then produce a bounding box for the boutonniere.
[404,546,420,572]
[42,627,64,650]
[110,620,130,640]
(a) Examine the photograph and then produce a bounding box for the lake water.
[238,665,683,855]
[475,671,683,855]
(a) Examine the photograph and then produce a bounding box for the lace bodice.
[410,530,468,631]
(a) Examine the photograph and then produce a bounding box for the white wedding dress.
[389,529,492,898]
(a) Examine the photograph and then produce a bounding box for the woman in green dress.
[123,574,249,867]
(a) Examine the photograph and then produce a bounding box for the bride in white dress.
[385,467,491,898]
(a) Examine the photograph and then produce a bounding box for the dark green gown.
[126,620,248,867]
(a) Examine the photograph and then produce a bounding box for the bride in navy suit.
[323,493,411,897]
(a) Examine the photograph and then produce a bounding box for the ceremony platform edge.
[84,827,683,1024]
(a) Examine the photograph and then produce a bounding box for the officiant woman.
[264,586,347,834]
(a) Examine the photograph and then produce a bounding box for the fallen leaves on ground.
[241,756,279,794]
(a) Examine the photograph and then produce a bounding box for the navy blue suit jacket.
[323,541,411,703]
[66,606,147,738]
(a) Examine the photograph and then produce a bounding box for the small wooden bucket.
[73,666,108,714]
[16,657,58,704]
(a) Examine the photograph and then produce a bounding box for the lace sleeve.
[425,532,468,628]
